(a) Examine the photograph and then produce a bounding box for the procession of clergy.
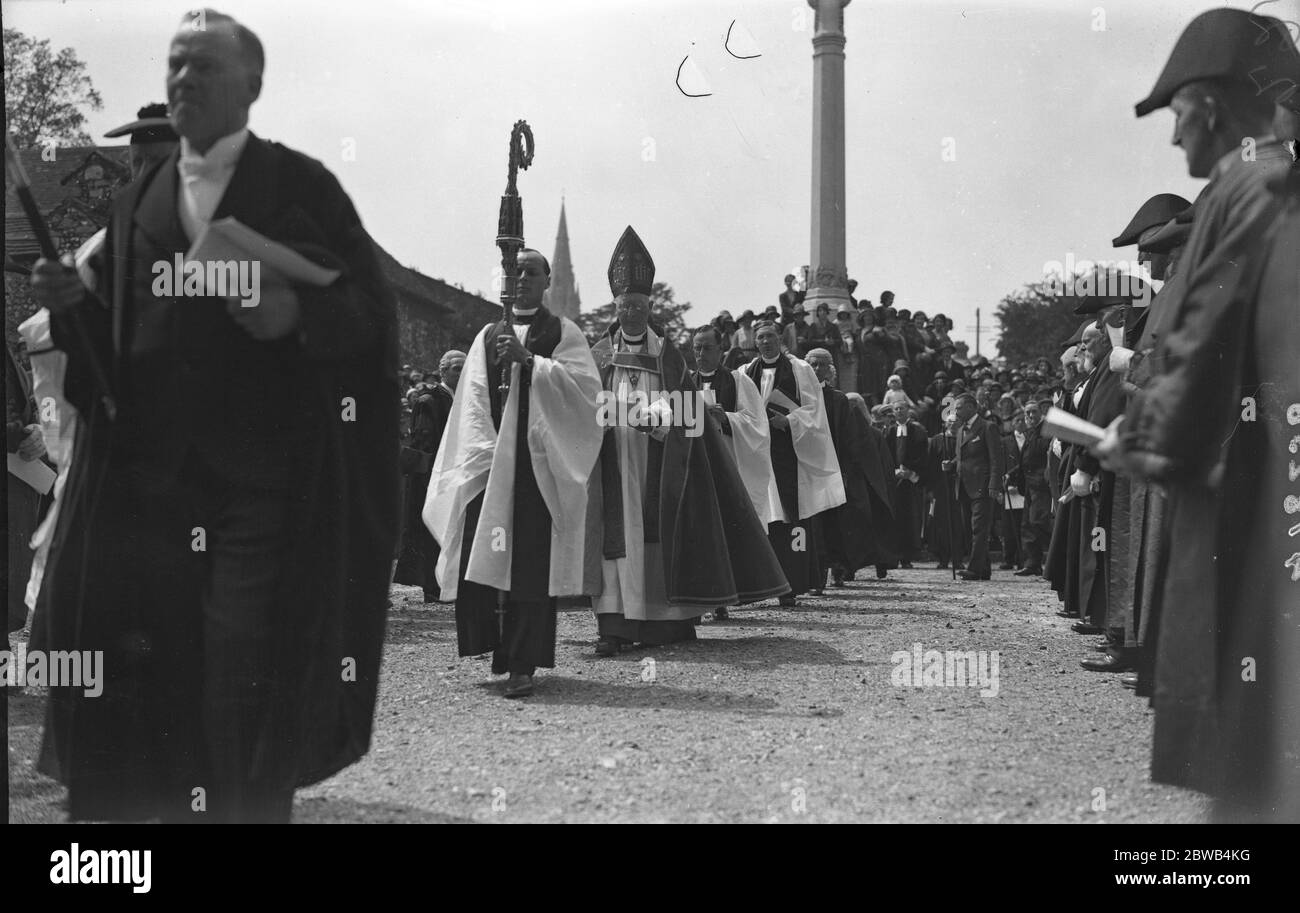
[13,6,1296,824]
[406,8,1300,822]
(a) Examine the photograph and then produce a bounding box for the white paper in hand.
[1043,406,1106,447]
[186,217,341,288]
[8,453,56,495]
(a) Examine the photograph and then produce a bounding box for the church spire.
[545,197,581,320]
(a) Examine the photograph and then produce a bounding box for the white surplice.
[726,368,777,525]
[752,354,846,521]
[424,316,604,601]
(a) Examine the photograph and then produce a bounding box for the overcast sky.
[7,0,1298,353]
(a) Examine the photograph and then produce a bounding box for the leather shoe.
[1014,566,1041,577]
[713,606,729,621]
[504,673,534,698]
[1120,672,1138,690]
[595,637,622,657]
[998,562,1014,570]
[778,594,798,607]
[1081,654,1133,673]
[958,570,990,581]
[1093,641,1111,652]
[1071,622,1103,635]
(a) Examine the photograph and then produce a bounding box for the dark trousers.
[895,480,921,561]
[767,517,823,595]
[1020,484,1052,570]
[959,489,993,578]
[127,457,294,823]
[1000,500,1022,566]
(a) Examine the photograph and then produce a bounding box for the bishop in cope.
[581,227,788,654]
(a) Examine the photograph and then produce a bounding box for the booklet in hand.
[1043,406,1106,447]
[185,217,341,289]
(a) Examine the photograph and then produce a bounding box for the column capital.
[808,0,851,35]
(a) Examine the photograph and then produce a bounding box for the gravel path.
[7,566,1207,823]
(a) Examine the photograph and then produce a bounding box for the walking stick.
[491,120,534,640]
[946,435,958,581]
[6,135,117,421]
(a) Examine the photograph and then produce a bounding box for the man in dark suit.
[999,411,1026,569]
[1014,399,1052,576]
[888,402,927,568]
[944,393,1003,580]
[29,10,398,822]
[395,350,460,601]
[923,412,966,570]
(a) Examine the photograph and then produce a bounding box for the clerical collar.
[621,331,647,345]
[513,307,539,325]
[514,307,538,317]
[761,355,781,365]
[697,369,717,378]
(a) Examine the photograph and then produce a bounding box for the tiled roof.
[4,142,496,329]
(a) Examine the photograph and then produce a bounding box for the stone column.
[804,0,852,316]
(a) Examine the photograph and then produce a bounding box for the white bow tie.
[178,155,224,182]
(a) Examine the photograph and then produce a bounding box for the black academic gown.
[33,136,400,820]
[819,383,883,574]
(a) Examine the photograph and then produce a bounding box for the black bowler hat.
[1065,268,1153,315]
[1062,318,1093,347]
[1113,193,1192,247]
[103,103,177,144]
[1136,9,1300,117]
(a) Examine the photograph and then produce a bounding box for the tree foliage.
[575,282,693,346]
[994,278,1086,366]
[4,28,104,148]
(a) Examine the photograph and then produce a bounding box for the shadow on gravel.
[652,635,864,668]
[384,609,460,645]
[523,676,782,712]
[518,676,845,719]
[292,795,471,824]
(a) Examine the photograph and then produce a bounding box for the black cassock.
[819,384,894,574]
[923,433,965,567]
[454,308,562,675]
